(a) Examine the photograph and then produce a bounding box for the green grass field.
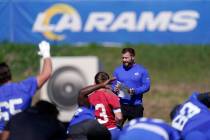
[1,43,210,121]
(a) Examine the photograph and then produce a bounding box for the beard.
[123,60,134,68]
[123,62,130,67]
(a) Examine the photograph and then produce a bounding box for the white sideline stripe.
[113,108,121,113]
[108,127,117,130]
[127,123,169,140]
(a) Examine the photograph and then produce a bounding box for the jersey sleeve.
[18,76,38,97]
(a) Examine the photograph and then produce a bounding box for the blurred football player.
[0,41,52,132]
[1,100,67,140]
[67,75,115,140]
[118,117,180,140]
[170,91,210,140]
[89,72,123,140]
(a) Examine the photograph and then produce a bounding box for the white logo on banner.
[33,4,81,41]
[33,3,200,41]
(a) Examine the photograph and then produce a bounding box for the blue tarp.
[0,0,210,45]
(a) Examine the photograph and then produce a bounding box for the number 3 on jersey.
[95,104,108,124]
[172,102,200,131]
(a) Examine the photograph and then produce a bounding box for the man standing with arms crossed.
[112,48,150,126]
[0,41,52,133]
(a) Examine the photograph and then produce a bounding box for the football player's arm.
[1,130,9,140]
[114,109,123,124]
[1,118,12,140]
[78,77,116,105]
[36,41,52,88]
[78,84,104,107]
[79,84,104,98]
[108,92,123,125]
[197,92,210,108]
[79,77,116,98]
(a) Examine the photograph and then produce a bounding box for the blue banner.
[0,1,10,41]
[0,0,210,45]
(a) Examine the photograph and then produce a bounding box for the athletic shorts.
[121,104,144,121]
[68,119,111,140]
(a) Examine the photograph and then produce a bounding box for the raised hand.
[38,40,51,58]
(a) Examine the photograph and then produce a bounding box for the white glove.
[38,40,51,58]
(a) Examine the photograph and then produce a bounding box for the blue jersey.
[68,106,95,127]
[112,64,150,105]
[120,118,180,140]
[171,92,210,136]
[0,77,37,131]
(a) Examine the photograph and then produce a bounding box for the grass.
[1,43,210,121]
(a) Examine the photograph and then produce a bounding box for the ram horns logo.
[33,4,81,41]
